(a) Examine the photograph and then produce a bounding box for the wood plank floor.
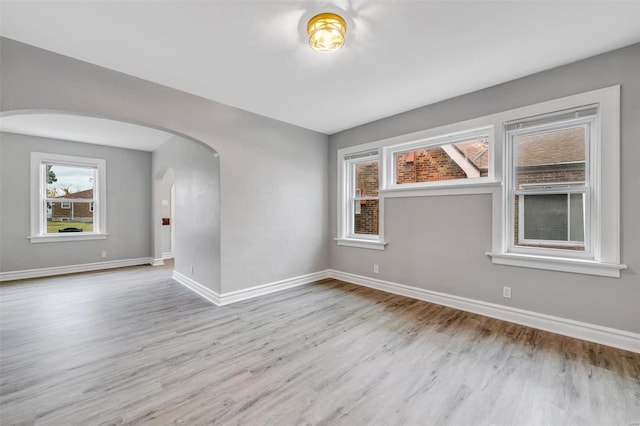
[1,264,638,425]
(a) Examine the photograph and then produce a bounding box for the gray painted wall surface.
[158,167,174,256]
[153,136,221,294]
[0,37,329,293]
[0,132,152,271]
[329,43,640,333]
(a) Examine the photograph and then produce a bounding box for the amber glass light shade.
[307,13,347,53]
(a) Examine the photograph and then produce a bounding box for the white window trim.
[29,152,108,243]
[60,201,71,209]
[382,125,495,192]
[487,85,626,277]
[336,146,387,250]
[508,115,595,259]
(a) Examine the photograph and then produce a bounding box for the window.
[336,149,386,250]
[29,152,107,243]
[383,126,494,191]
[508,113,594,257]
[335,85,623,276]
[488,85,625,277]
[349,157,379,237]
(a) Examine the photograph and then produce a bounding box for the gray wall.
[158,167,174,256]
[0,37,329,293]
[329,43,640,333]
[0,132,152,271]
[153,136,221,294]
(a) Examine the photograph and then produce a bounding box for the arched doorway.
[0,110,221,294]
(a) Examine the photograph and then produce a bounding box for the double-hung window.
[489,86,625,277]
[336,149,386,250]
[29,152,107,242]
[507,110,595,257]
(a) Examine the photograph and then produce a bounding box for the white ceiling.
[0,114,176,151]
[1,1,639,134]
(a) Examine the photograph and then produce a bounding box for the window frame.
[382,126,495,192]
[336,148,386,250]
[507,114,595,258]
[346,155,380,241]
[488,85,625,277]
[29,152,108,243]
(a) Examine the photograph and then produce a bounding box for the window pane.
[515,193,585,251]
[395,138,489,184]
[515,126,586,186]
[523,194,568,241]
[47,201,94,233]
[569,193,585,242]
[46,164,95,234]
[354,161,378,197]
[353,200,378,235]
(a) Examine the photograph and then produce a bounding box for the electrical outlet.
[373,264,379,274]
[503,286,512,299]
[101,251,107,258]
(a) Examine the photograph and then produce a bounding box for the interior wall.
[0,37,329,293]
[159,168,174,257]
[0,132,152,271]
[153,136,221,294]
[329,43,640,333]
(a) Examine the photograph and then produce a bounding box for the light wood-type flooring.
[1,264,639,425]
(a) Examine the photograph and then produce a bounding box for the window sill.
[28,233,108,243]
[381,181,501,198]
[335,238,388,251]
[486,252,627,278]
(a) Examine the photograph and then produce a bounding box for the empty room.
[0,1,638,425]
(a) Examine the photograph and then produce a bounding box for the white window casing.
[336,148,386,250]
[29,152,108,243]
[507,114,595,258]
[382,125,496,193]
[488,85,625,277]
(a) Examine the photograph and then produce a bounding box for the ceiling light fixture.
[307,12,347,53]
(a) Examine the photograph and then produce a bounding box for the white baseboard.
[172,271,222,305]
[0,257,154,282]
[329,270,640,354]
[219,270,331,305]
[172,270,332,307]
[151,258,165,266]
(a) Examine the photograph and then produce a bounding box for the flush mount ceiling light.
[307,12,347,53]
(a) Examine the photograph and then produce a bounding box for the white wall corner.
[172,270,221,306]
[328,270,639,354]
